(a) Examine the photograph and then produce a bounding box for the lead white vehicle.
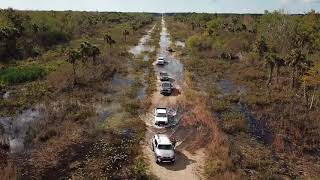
[154,108,168,126]
[152,134,175,164]
[156,57,165,65]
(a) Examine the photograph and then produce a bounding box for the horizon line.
[0,7,315,15]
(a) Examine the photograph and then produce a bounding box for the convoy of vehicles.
[152,56,177,165]
[152,134,176,163]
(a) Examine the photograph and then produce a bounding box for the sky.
[0,0,320,13]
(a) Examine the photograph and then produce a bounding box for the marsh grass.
[0,65,47,85]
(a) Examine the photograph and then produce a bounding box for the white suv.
[154,108,168,126]
[152,134,175,163]
[156,57,165,65]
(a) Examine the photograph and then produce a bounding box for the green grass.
[0,65,47,85]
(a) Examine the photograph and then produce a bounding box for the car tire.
[155,157,160,164]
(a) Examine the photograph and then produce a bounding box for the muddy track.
[141,17,204,180]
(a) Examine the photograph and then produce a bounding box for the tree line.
[0,8,155,63]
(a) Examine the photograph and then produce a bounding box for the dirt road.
[141,17,204,180]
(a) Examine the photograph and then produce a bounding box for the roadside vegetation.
[167,11,320,179]
[0,8,158,179]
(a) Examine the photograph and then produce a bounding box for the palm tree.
[79,41,91,61]
[123,29,129,42]
[264,53,277,85]
[274,55,285,84]
[286,49,310,88]
[79,41,101,65]
[66,49,81,85]
[255,36,268,59]
[104,33,116,48]
[90,45,100,64]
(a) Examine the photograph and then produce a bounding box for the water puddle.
[175,41,186,48]
[111,73,133,89]
[217,79,272,144]
[129,25,155,57]
[155,18,184,87]
[2,91,10,99]
[129,25,156,101]
[0,104,46,153]
[218,79,246,97]
[237,102,273,144]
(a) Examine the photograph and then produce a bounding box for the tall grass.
[0,65,47,85]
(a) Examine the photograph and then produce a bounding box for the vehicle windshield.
[157,113,167,117]
[162,83,171,87]
[160,73,168,76]
[158,144,173,150]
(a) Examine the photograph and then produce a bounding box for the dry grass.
[176,71,238,179]
[0,163,18,180]
[0,17,157,179]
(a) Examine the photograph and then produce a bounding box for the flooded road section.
[129,26,155,56]
[155,19,184,87]
[97,25,156,120]
[142,17,203,180]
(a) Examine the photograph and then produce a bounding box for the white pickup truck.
[154,108,168,126]
[152,134,175,163]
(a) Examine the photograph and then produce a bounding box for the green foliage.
[104,33,116,47]
[131,157,150,179]
[206,18,222,36]
[0,9,155,62]
[0,65,47,85]
[187,34,212,53]
[254,36,268,58]
[303,62,320,87]
[79,41,101,63]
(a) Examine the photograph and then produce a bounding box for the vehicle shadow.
[171,88,181,96]
[159,151,196,171]
[168,78,175,83]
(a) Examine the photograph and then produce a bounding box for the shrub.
[211,98,231,113]
[222,111,247,134]
[36,31,70,48]
[0,65,47,85]
[187,34,213,53]
[124,100,140,115]
[131,157,149,179]
[47,65,74,91]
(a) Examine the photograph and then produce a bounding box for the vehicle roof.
[160,72,168,75]
[158,57,164,60]
[162,81,171,84]
[155,134,172,145]
[156,108,167,114]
